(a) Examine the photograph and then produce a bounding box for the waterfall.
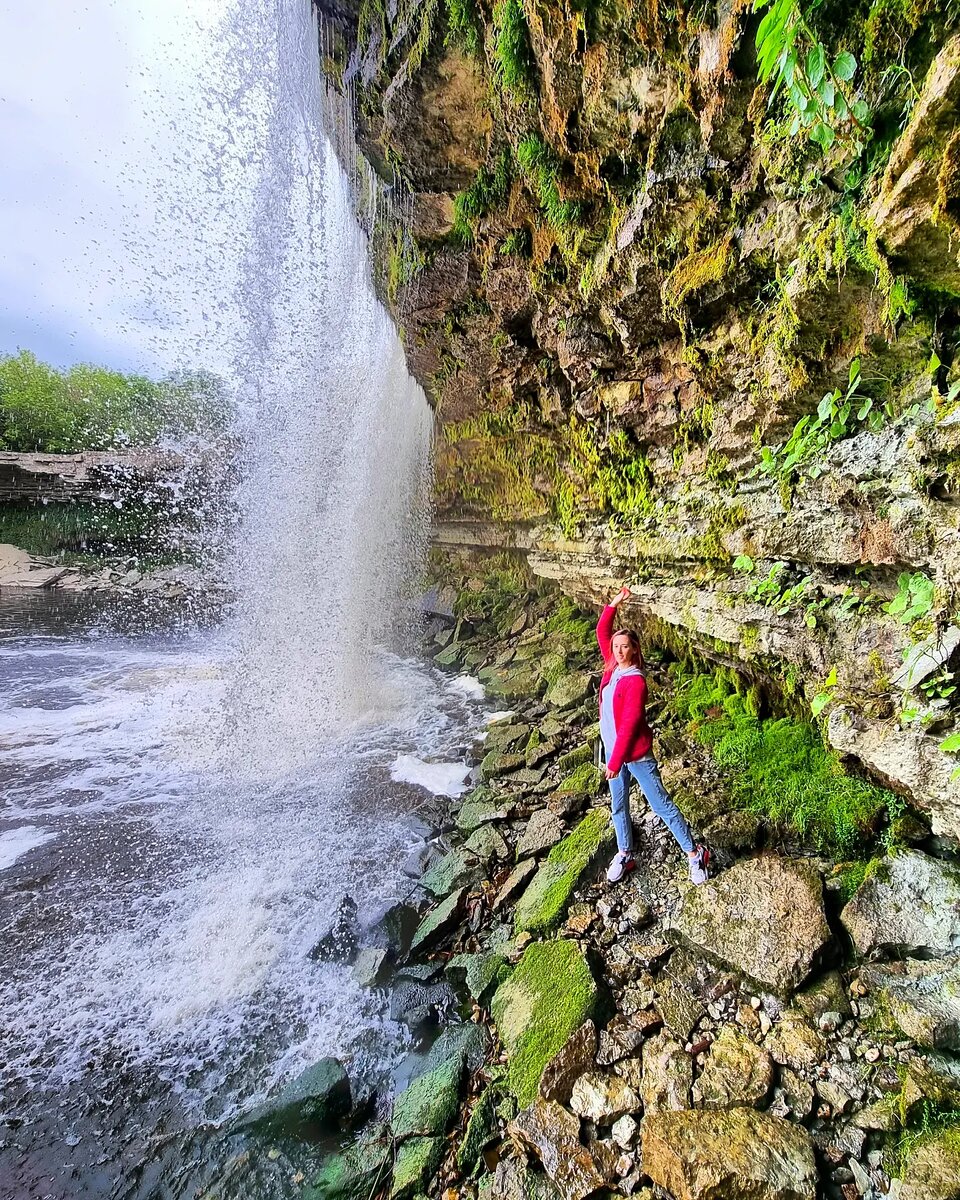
[207,2,434,772]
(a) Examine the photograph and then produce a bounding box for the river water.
[0,1,474,1196]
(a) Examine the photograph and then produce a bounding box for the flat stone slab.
[509,1099,606,1200]
[667,854,831,996]
[841,849,960,957]
[544,671,593,709]
[692,1024,774,1109]
[516,809,565,858]
[493,858,537,911]
[642,1108,817,1200]
[456,791,514,834]
[464,822,510,864]
[492,939,597,1106]
[420,848,479,897]
[410,887,465,954]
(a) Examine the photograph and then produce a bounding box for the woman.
[597,585,710,885]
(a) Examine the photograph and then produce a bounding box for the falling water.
[0,5,477,1199]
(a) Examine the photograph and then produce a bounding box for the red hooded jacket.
[596,604,653,774]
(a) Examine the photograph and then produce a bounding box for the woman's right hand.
[610,585,631,608]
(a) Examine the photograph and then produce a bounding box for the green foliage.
[753,0,871,154]
[811,665,839,717]
[452,151,513,243]
[888,1103,960,1178]
[515,135,583,231]
[758,358,877,482]
[886,571,935,624]
[670,668,895,853]
[444,0,481,56]
[834,858,872,903]
[492,0,534,99]
[0,501,187,564]
[542,595,595,648]
[0,351,230,453]
[498,229,532,257]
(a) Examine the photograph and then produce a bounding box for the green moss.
[452,150,512,244]
[514,807,611,933]
[515,135,583,231]
[556,761,603,796]
[390,1136,445,1198]
[542,595,595,646]
[305,1123,393,1200]
[490,939,597,1106]
[888,1103,960,1179]
[670,668,896,853]
[492,0,534,99]
[662,235,734,321]
[555,742,594,773]
[834,857,884,904]
[444,0,481,55]
[391,1057,462,1140]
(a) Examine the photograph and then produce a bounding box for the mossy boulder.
[240,1058,351,1136]
[556,761,604,797]
[305,1122,392,1200]
[480,749,526,780]
[514,807,612,934]
[456,787,513,834]
[457,1082,514,1176]
[841,849,960,958]
[544,670,593,709]
[410,887,466,953]
[446,950,511,1003]
[667,854,831,996]
[485,663,546,700]
[390,1136,445,1199]
[391,1056,462,1141]
[642,1108,816,1200]
[899,1127,960,1200]
[420,848,479,897]
[491,939,597,1106]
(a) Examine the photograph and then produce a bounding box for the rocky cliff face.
[318,0,960,835]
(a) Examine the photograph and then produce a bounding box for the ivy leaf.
[789,82,809,111]
[849,357,861,386]
[784,48,798,87]
[733,554,755,573]
[789,113,801,136]
[824,666,839,688]
[929,350,942,373]
[834,92,849,120]
[828,419,846,438]
[940,731,960,753]
[806,43,826,89]
[852,99,871,124]
[833,51,857,81]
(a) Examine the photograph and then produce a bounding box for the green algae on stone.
[420,848,479,897]
[305,1122,392,1200]
[480,749,526,779]
[409,887,465,953]
[446,950,511,1003]
[464,822,510,864]
[491,939,598,1106]
[544,670,593,709]
[457,1081,515,1175]
[391,1057,462,1141]
[514,806,611,934]
[556,761,604,796]
[455,786,513,834]
[390,1136,445,1199]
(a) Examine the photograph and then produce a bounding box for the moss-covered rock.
[409,887,466,953]
[899,1127,960,1199]
[479,749,526,779]
[464,822,510,864]
[491,939,598,1106]
[390,1136,445,1199]
[391,1056,463,1140]
[420,848,480,897]
[304,1122,392,1200]
[446,949,511,1003]
[456,1082,514,1176]
[239,1057,351,1136]
[514,807,612,934]
[455,787,513,834]
[544,670,594,709]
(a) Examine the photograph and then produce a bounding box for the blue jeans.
[609,757,694,855]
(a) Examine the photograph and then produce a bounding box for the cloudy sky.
[0,0,245,375]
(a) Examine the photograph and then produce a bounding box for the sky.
[0,0,242,375]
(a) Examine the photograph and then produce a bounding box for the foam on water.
[0,825,56,871]
[390,753,472,797]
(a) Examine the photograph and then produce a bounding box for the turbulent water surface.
[0,1,468,1196]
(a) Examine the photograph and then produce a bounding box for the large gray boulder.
[240,1058,351,1136]
[667,855,831,996]
[863,957,960,1050]
[642,1108,817,1200]
[841,850,960,957]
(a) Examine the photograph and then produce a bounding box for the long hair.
[608,627,644,670]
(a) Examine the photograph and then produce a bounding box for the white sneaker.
[607,851,636,883]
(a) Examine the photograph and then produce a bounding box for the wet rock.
[457,1082,513,1176]
[570,1072,643,1122]
[612,1114,640,1149]
[492,858,537,911]
[544,671,594,710]
[310,895,359,964]
[390,1135,445,1199]
[389,977,455,1029]
[514,807,612,934]
[464,822,511,865]
[794,971,852,1023]
[766,1012,828,1068]
[775,1067,816,1119]
[491,940,597,1105]
[488,1154,562,1200]
[693,1024,774,1109]
[445,950,509,1003]
[539,1019,598,1105]
[655,976,707,1042]
[516,809,566,858]
[391,1056,463,1140]
[597,1016,650,1066]
[352,947,387,989]
[899,1127,960,1199]
[841,850,960,957]
[668,855,831,996]
[863,957,960,1050]
[485,664,546,701]
[509,1099,607,1199]
[481,750,526,780]
[241,1058,351,1136]
[642,1108,817,1200]
[456,791,514,834]
[305,1121,392,1200]
[420,848,479,897]
[641,1031,692,1114]
[423,1020,491,1076]
[409,887,466,954]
